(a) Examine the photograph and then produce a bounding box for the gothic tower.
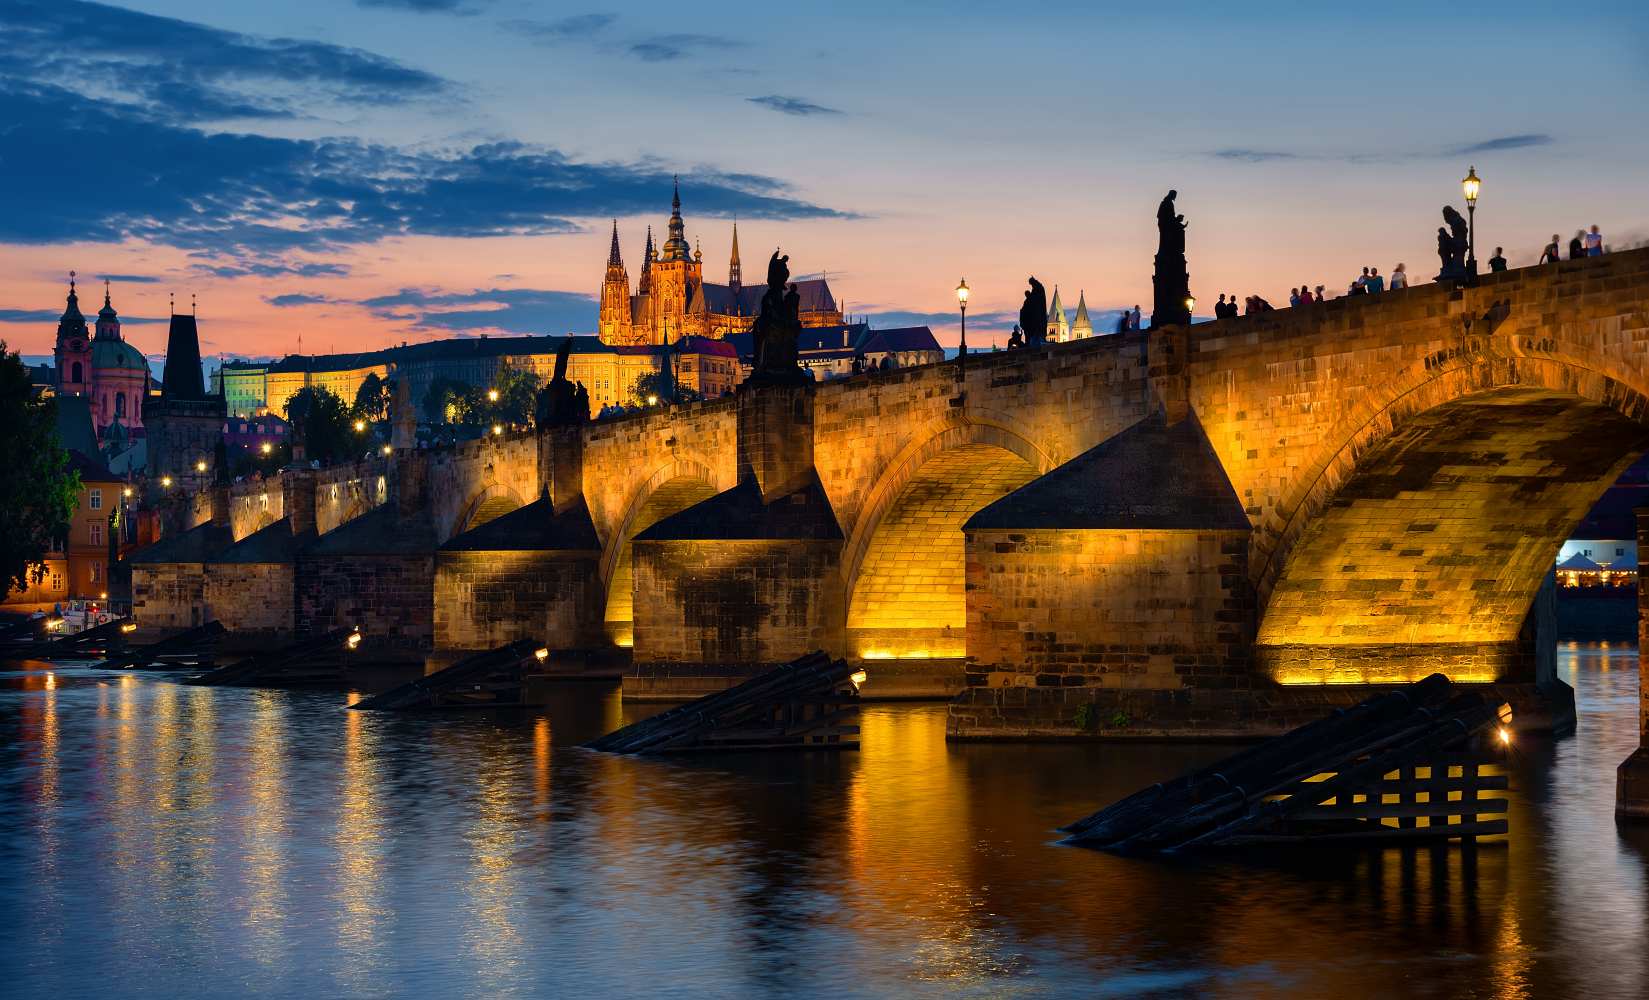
[598,220,633,344]
[646,177,703,345]
[1071,290,1094,340]
[728,218,742,295]
[54,272,92,396]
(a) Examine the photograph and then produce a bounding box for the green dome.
[92,338,148,373]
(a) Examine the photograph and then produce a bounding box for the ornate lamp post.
[1462,166,1481,274]
[955,278,970,377]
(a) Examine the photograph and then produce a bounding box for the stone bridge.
[132,248,1649,736]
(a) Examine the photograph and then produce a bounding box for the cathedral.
[598,180,843,346]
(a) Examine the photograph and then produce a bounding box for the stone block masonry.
[204,562,294,642]
[296,552,434,653]
[434,550,604,652]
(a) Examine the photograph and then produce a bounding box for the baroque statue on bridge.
[1151,189,1193,329]
[747,249,810,387]
[1436,205,1472,281]
[1020,278,1048,348]
[536,337,590,426]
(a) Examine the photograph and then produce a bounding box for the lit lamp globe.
[354,419,366,432]
[1184,295,1196,315]
[260,442,273,455]
[487,389,499,403]
[1462,166,1481,206]
[195,460,207,473]
[955,278,969,306]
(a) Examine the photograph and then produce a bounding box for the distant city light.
[195,460,207,473]
[354,419,366,432]
[160,476,172,488]
[646,394,659,406]
[381,445,393,455]
[492,424,503,436]
[487,388,499,402]
[260,442,273,455]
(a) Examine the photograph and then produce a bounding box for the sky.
[1,0,1646,361]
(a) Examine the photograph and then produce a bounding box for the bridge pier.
[1617,506,1649,820]
[624,384,848,700]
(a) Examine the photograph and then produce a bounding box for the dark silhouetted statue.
[1151,189,1192,328]
[748,250,808,386]
[1436,206,1471,280]
[536,337,590,426]
[1020,279,1048,348]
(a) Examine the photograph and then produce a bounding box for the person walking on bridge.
[1489,248,1507,273]
[1389,263,1408,290]
[1541,235,1561,264]
[1570,231,1586,260]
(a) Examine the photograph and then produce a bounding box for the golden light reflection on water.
[244,690,291,967]
[844,705,1009,988]
[452,723,525,989]
[333,696,386,982]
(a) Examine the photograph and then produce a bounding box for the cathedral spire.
[729,217,742,291]
[661,175,691,261]
[607,219,623,266]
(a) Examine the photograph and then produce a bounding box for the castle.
[598,180,843,345]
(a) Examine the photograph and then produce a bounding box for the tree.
[284,385,353,463]
[629,370,702,408]
[490,363,540,426]
[353,373,390,422]
[0,343,80,596]
[423,377,475,425]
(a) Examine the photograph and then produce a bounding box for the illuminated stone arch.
[842,415,1056,660]
[1256,348,1649,685]
[456,482,528,536]
[599,458,723,648]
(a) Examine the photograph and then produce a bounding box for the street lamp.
[354,419,366,432]
[487,388,499,403]
[1184,295,1196,317]
[646,394,659,407]
[1462,166,1481,273]
[195,460,207,473]
[492,423,503,436]
[160,476,172,488]
[260,442,273,455]
[955,278,969,377]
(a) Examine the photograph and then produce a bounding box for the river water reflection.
[3,644,1649,998]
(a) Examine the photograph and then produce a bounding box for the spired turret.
[598,220,633,344]
[1047,285,1071,342]
[1071,290,1094,340]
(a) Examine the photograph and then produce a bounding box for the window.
[90,521,102,545]
[89,489,102,510]
[91,561,101,583]
[71,361,83,383]
[1619,548,1628,558]
[115,393,126,417]
[50,571,63,591]
[1584,549,1593,557]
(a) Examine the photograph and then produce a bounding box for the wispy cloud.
[0,307,165,325]
[1205,134,1555,164]
[507,13,618,40]
[265,293,335,308]
[1450,134,1553,155]
[1,0,446,122]
[358,0,487,11]
[748,95,843,117]
[359,287,595,334]
[628,33,742,62]
[1208,149,1303,163]
[98,273,164,284]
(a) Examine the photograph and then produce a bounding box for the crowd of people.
[1209,225,1611,323]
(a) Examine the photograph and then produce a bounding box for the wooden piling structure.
[1063,674,1511,852]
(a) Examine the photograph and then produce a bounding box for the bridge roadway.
[132,247,1649,739]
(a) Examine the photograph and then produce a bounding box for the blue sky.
[1,0,1645,357]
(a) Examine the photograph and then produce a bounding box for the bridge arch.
[842,415,1055,661]
[455,482,528,536]
[599,458,723,648]
[1256,345,1649,686]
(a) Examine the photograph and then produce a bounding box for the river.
[2,644,1647,998]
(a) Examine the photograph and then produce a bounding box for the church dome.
[92,338,148,373]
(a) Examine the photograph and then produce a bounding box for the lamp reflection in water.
[334,690,387,983]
